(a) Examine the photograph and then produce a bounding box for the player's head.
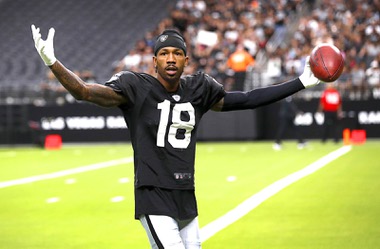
[154,29,187,56]
[153,29,188,86]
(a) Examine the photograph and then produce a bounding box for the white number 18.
[156,100,195,149]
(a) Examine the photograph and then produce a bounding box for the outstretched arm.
[213,78,304,111]
[31,25,127,107]
[212,57,320,112]
[48,61,127,107]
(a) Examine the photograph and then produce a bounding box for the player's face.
[154,47,188,89]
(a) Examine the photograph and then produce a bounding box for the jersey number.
[157,100,195,149]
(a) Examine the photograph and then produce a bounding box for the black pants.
[232,71,246,91]
[275,116,304,144]
[322,111,341,143]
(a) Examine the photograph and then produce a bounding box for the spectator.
[115,48,142,72]
[227,43,255,91]
[39,69,67,105]
[349,62,366,99]
[365,59,380,95]
[266,51,283,82]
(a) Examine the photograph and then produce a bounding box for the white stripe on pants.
[139,215,201,249]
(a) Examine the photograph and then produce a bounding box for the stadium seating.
[0,0,175,86]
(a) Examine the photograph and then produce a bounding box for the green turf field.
[1,141,379,248]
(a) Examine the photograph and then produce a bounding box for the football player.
[31,25,320,249]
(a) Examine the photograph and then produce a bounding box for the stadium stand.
[0,0,379,106]
[0,0,175,102]
[0,0,379,145]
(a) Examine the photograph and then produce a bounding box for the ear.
[152,56,158,73]
[184,56,189,67]
[152,56,157,68]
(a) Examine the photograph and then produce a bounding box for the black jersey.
[105,71,225,190]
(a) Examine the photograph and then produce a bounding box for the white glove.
[299,56,321,88]
[31,24,57,66]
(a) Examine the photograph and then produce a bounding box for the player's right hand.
[299,56,321,88]
[31,24,57,66]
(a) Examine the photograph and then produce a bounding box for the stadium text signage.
[358,111,380,125]
[263,98,380,139]
[293,111,380,126]
[40,116,127,130]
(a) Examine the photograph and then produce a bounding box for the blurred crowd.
[113,0,379,99]
[40,0,380,104]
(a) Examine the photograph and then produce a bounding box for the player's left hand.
[299,56,321,88]
[31,24,57,66]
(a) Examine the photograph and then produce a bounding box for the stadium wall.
[0,99,379,145]
[260,99,380,140]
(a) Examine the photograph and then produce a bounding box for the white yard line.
[200,145,352,242]
[0,157,133,189]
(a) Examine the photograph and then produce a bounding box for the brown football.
[309,43,344,82]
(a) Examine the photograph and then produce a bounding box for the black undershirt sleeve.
[221,78,305,112]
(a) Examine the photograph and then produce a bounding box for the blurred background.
[0,0,379,145]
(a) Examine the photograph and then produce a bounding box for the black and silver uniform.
[105,71,225,219]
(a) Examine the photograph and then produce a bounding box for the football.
[309,43,344,82]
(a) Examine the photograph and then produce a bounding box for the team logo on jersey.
[159,35,168,42]
[172,94,181,102]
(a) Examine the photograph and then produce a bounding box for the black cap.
[154,29,187,56]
